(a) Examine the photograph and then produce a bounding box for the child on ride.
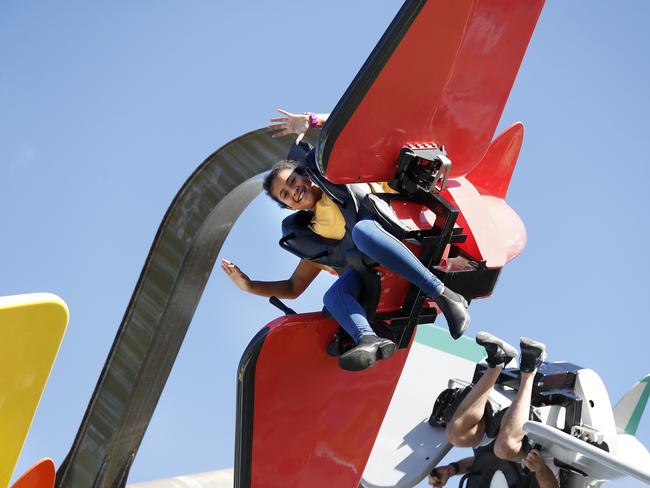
[221,109,470,371]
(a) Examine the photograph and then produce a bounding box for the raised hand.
[221,258,252,292]
[269,108,310,144]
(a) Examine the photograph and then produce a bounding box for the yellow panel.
[0,294,68,487]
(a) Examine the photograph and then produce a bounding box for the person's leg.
[323,269,395,371]
[352,218,444,296]
[351,218,470,338]
[494,337,547,461]
[446,368,500,447]
[322,269,373,343]
[447,332,518,447]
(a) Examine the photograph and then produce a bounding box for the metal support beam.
[56,129,317,487]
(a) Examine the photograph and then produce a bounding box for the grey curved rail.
[56,128,318,488]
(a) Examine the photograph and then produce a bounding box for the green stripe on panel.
[415,324,485,363]
[625,375,650,435]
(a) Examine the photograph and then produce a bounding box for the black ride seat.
[279,210,382,321]
[279,139,490,350]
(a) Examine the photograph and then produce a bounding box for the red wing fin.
[318,0,544,183]
[10,459,55,488]
[236,314,411,488]
[466,122,524,200]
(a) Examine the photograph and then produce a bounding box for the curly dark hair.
[263,159,307,209]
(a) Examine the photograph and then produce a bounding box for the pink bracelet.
[304,112,319,128]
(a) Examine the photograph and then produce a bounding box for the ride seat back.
[280,211,382,322]
[280,211,343,264]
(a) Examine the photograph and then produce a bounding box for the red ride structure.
[236,1,544,487]
[50,1,545,487]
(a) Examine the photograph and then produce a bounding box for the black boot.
[434,287,470,339]
[519,337,547,373]
[475,331,517,368]
[338,334,396,372]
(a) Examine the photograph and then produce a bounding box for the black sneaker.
[434,287,470,339]
[475,331,518,368]
[519,337,547,373]
[338,334,396,371]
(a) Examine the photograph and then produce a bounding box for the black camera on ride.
[389,144,451,194]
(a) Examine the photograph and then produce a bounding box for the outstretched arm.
[269,109,329,144]
[221,258,321,299]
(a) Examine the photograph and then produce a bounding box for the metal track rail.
[56,129,316,488]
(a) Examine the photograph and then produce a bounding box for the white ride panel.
[613,374,650,435]
[126,468,233,488]
[524,421,650,486]
[361,325,484,488]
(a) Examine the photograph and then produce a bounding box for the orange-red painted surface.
[10,458,55,488]
[467,122,524,200]
[437,123,527,267]
[245,1,543,485]
[365,123,528,269]
[324,0,544,184]
[250,313,413,488]
[376,264,413,312]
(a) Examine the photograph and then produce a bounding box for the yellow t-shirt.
[310,192,347,240]
[368,181,398,195]
[309,182,397,241]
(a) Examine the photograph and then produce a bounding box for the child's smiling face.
[271,167,321,210]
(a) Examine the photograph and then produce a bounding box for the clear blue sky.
[2,2,649,487]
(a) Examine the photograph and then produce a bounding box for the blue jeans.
[323,218,445,343]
